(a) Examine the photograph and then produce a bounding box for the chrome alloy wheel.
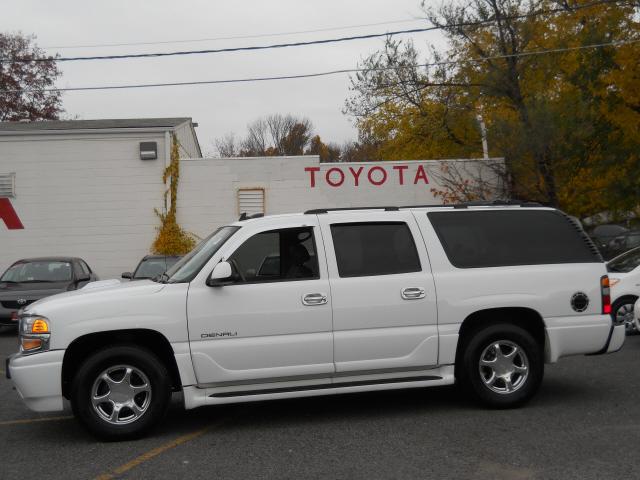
[617,303,637,334]
[91,365,152,425]
[479,341,529,394]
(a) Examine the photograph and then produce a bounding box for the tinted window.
[330,222,421,277]
[228,227,319,283]
[428,210,601,268]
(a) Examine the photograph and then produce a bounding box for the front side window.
[227,227,319,283]
[1,261,73,283]
[330,222,421,277]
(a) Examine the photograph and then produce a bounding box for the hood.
[0,281,70,302]
[23,279,165,316]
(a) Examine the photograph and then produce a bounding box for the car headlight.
[19,315,51,354]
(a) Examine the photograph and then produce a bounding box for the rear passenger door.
[318,212,439,373]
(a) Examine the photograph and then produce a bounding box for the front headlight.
[19,315,51,354]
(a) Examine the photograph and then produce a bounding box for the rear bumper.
[7,350,65,412]
[545,314,623,363]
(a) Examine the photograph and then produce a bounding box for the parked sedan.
[607,247,640,334]
[0,257,98,328]
[121,255,182,281]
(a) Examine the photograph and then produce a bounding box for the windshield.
[0,260,73,282]
[607,247,640,273]
[134,257,181,279]
[166,226,239,283]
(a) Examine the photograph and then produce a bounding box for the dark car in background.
[121,255,182,281]
[590,224,640,260]
[0,257,98,328]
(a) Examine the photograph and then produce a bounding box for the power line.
[42,18,427,49]
[3,38,637,94]
[2,0,628,63]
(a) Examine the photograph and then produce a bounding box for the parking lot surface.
[1,329,639,480]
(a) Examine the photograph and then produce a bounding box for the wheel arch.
[61,329,182,399]
[455,307,547,370]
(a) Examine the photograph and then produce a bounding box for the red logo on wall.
[304,165,429,188]
[0,198,24,229]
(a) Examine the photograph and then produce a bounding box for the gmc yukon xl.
[7,203,625,439]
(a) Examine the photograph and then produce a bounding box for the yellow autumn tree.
[346,0,640,217]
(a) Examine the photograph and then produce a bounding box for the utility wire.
[3,38,637,94]
[42,18,426,49]
[2,0,629,63]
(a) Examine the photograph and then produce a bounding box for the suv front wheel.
[70,345,171,440]
[459,323,543,408]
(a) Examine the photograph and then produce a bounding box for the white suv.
[7,203,625,440]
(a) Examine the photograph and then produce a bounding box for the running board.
[209,375,442,398]
[181,365,455,409]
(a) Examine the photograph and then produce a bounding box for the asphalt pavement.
[1,328,639,480]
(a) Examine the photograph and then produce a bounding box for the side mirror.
[76,273,91,283]
[206,261,233,287]
[121,272,133,279]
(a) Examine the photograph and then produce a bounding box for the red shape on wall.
[0,198,24,230]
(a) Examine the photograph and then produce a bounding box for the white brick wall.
[0,133,168,279]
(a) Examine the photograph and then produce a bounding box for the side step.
[182,365,455,409]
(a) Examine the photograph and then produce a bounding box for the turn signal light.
[601,275,611,315]
[31,319,49,333]
[21,338,42,351]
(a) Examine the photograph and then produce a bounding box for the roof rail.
[238,212,264,221]
[304,200,543,215]
[305,206,399,214]
[402,199,543,209]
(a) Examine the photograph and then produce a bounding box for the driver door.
[187,218,334,385]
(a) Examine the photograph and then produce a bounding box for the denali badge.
[571,292,589,312]
[201,332,238,338]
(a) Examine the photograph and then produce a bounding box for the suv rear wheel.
[70,345,171,440]
[459,323,543,408]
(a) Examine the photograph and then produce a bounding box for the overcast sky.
[4,0,447,155]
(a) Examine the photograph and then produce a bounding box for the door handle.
[302,293,328,306]
[401,287,425,300]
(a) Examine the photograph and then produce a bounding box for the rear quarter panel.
[412,210,610,363]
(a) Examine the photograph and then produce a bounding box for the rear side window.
[330,222,421,277]
[428,210,601,268]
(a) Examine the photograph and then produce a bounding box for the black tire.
[458,323,543,408]
[611,296,638,335]
[70,345,171,441]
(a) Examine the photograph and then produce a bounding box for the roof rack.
[305,206,399,214]
[403,199,543,209]
[238,212,264,221]
[304,200,542,214]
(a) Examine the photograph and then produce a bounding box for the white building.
[0,118,502,279]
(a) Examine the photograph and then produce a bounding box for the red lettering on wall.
[392,165,408,185]
[413,165,429,185]
[326,168,345,187]
[348,166,364,186]
[0,198,24,230]
[305,167,320,187]
[367,166,387,186]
